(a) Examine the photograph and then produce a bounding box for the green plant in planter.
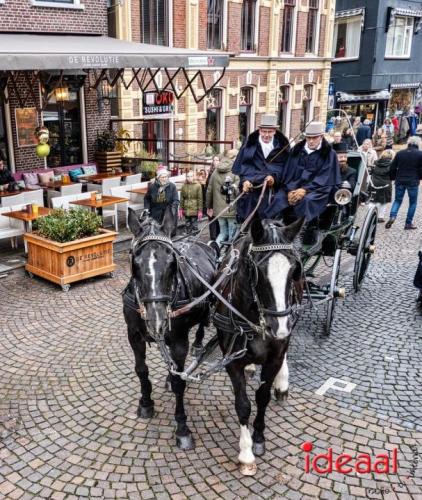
[134,146,158,179]
[96,129,117,152]
[36,209,103,243]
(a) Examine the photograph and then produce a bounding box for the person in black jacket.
[386,136,422,230]
[144,167,179,225]
[356,119,372,146]
[0,157,14,190]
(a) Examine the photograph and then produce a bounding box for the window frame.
[240,0,258,52]
[305,0,319,54]
[238,86,253,143]
[332,16,362,61]
[206,88,223,146]
[207,0,224,50]
[385,15,414,59]
[280,0,296,54]
[140,0,169,47]
[31,0,84,9]
[278,85,291,137]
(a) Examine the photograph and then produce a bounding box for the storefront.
[336,90,391,128]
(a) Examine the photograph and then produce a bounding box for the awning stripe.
[391,83,421,89]
[335,8,364,19]
[337,90,391,102]
[393,8,422,17]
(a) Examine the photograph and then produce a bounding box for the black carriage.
[301,151,377,335]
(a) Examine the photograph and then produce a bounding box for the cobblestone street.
[1,206,421,500]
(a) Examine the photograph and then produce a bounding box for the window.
[241,0,257,51]
[333,16,361,59]
[141,0,168,46]
[385,16,414,58]
[239,87,253,143]
[32,0,83,7]
[281,0,295,53]
[300,85,313,131]
[206,89,222,143]
[278,86,290,135]
[207,0,223,49]
[305,0,319,53]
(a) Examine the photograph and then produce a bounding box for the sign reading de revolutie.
[143,92,175,116]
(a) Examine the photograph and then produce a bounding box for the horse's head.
[246,217,304,339]
[128,207,178,338]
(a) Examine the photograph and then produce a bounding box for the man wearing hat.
[273,121,341,222]
[232,114,289,221]
[333,141,356,191]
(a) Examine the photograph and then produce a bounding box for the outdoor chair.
[0,193,25,209]
[47,183,82,207]
[0,206,25,249]
[122,173,142,186]
[51,192,92,210]
[23,189,44,207]
[86,177,121,195]
[110,184,143,228]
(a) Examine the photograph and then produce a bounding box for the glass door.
[141,120,169,163]
[44,89,82,168]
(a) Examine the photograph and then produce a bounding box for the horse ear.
[128,208,144,237]
[161,206,176,237]
[250,217,265,243]
[282,217,305,242]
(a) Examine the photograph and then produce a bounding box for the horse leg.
[226,363,256,476]
[274,353,289,402]
[191,320,205,356]
[169,336,194,450]
[128,332,154,418]
[252,361,283,457]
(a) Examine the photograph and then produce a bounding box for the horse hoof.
[164,375,172,392]
[274,388,289,402]
[176,434,195,451]
[253,441,265,456]
[137,405,154,419]
[239,462,257,476]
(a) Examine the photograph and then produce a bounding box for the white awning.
[337,90,391,102]
[391,83,421,89]
[393,8,422,17]
[0,33,229,71]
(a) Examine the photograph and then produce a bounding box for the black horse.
[123,208,218,449]
[214,217,303,475]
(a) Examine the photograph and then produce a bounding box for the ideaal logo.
[66,250,111,267]
[301,442,398,474]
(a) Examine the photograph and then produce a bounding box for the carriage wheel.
[324,248,341,336]
[353,206,377,292]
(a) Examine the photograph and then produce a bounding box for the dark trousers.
[208,216,220,240]
[390,184,419,225]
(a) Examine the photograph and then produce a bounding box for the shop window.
[0,104,8,165]
[300,85,313,132]
[207,0,224,49]
[278,86,290,135]
[43,77,83,168]
[141,0,168,46]
[333,16,361,59]
[281,0,295,53]
[241,0,257,51]
[239,87,253,144]
[386,16,414,58]
[206,89,222,143]
[305,0,319,53]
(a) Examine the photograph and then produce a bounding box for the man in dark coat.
[0,157,14,190]
[273,121,341,222]
[385,136,422,230]
[232,114,289,221]
[333,141,356,191]
[356,119,372,146]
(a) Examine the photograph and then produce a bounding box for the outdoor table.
[81,172,132,184]
[69,195,129,217]
[3,207,53,252]
[41,181,77,190]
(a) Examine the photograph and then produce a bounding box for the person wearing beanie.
[144,167,179,224]
[179,170,203,234]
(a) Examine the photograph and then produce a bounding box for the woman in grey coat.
[206,158,239,246]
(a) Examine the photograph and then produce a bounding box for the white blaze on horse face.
[148,250,160,326]
[274,355,289,392]
[267,253,290,339]
[238,425,255,464]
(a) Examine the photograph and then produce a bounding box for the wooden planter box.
[24,229,117,291]
[95,151,122,173]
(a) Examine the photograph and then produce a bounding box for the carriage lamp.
[334,187,352,206]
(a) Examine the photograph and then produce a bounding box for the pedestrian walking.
[358,139,378,170]
[382,118,394,149]
[385,136,422,230]
[370,149,394,223]
[356,119,372,146]
[179,170,203,234]
[206,154,239,247]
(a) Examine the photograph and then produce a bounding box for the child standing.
[179,170,203,234]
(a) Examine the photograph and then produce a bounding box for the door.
[0,104,8,164]
[141,120,169,163]
[44,89,82,168]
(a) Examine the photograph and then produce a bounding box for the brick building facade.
[0,0,109,172]
[115,0,335,161]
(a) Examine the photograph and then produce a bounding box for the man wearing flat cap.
[273,121,341,222]
[232,114,290,221]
